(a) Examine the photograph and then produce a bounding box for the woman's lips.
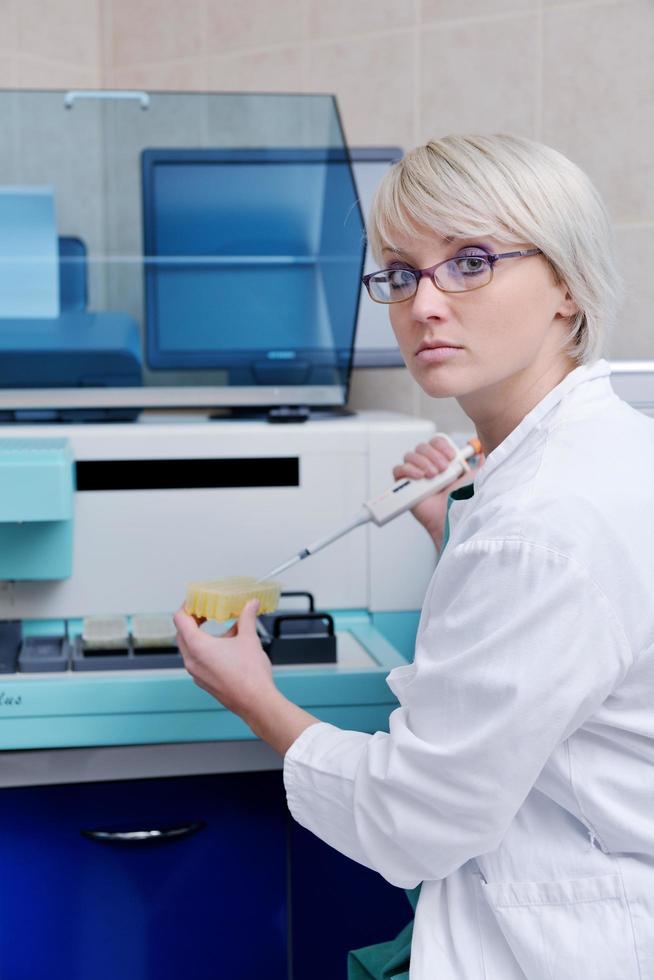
[415,345,463,363]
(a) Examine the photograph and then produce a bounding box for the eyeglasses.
[362,248,542,304]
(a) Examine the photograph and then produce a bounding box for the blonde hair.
[367,134,621,363]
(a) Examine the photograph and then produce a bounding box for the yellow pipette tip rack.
[185,576,282,622]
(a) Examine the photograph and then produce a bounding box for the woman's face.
[385,227,577,402]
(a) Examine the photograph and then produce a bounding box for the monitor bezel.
[140,146,364,380]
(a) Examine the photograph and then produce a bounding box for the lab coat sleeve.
[283,538,633,888]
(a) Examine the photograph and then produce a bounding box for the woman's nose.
[409,274,451,321]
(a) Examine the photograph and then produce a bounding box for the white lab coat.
[284,360,654,979]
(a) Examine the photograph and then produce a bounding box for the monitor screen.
[142,147,365,391]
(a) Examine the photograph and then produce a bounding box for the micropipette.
[259,435,482,581]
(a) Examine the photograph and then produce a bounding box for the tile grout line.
[300,0,310,92]
[124,27,418,94]
[400,7,543,33]
[412,0,422,415]
[543,0,626,11]
[535,0,544,140]
[100,0,111,88]
[414,0,420,149]
[10,0,17,86]
[412,0,421,431]
[14,52,108,72]
[200,0,209,91]
[109,7,548,77]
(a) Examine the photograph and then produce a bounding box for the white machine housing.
[0,411,439,621]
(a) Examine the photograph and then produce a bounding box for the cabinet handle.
[81,821,205,843]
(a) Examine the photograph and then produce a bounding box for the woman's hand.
[393,435,484,551]
[174,599,319,755]
[174,599,274,719]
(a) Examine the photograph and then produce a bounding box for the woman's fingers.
[174,605,198,641]
[429,436,457,459]
[174,600,261,657]
[417,444,453,473]
[393,461,426,481]
[403,448,450,477]
[237,598,261,636]
[418,438,458,470]
[174,606,213,661]
[390,435,480,550]
[393,435,460,482]
[404,451,438,476]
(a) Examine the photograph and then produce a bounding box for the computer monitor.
[141,146,365,401]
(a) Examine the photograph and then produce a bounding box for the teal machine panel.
[0,612,413,750]
[0,438,74,580]
[0,413,435,756]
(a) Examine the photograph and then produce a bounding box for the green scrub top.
[347,482,475,980]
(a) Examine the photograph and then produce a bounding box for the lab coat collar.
[473,359,611,490]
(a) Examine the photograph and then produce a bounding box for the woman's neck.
[458,354,578,456]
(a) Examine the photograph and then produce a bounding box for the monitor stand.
[207,406,356,424]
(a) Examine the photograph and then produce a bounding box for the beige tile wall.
[0,0,102,88]
[0,0,652,432]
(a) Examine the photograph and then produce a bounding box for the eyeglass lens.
[367,254,492,303]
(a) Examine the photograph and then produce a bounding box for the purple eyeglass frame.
[362,248,543,302]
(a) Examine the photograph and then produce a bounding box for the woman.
[175,135,654,979]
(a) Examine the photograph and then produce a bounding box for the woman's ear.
[555,288,579,320]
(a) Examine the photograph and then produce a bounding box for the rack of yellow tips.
[184,576,283,622]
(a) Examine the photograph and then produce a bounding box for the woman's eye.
[453,255,488,275]
[388,268,416,289]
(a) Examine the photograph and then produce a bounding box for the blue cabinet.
[0,773,288,980]
[290,821,412,980]
[0,771,412,979]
